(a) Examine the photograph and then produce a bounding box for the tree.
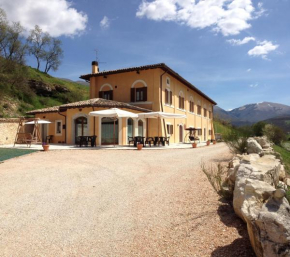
[27,25,51,70]
[0,8,27,66]
[43,38,63,73]
[252,121,266,137]
[263,124,286,145]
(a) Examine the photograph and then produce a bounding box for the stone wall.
[225,137,290,257]
[0,118,19,145]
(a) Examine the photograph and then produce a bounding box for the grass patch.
[273,145,290,174]
[0,148,37,162]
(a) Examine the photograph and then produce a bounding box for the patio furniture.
[78,136,89,147]
[46,135,53,144]
[134,136,145,147]
[128,136,135,146]
[88,135,97,147]
[145,137,154,147]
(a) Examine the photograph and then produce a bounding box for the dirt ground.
[0,143,255,256]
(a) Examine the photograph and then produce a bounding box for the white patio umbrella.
[25,119,52,124]
[89,108,138,146]
[138,112,187,137]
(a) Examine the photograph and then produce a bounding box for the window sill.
[164,104,174,109]
[129,101,153,105]
[177,108,186,112]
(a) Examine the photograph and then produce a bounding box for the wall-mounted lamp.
[136,70,140,74]
[79,108,82,112]
[43,116,46,119]
[115,85,117,88]
[103,75,107,78]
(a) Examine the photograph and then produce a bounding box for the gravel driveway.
[0,143,255,256]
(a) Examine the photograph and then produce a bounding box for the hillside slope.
[0,65,89,118]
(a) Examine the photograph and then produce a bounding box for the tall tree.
[27,25,50,70]
[44,38,63,73]
[0,8,27,66]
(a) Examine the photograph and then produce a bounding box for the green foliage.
[252,121,266,136]
[263,124,286,146]
[223,132,248,154]
[273,145,290,174]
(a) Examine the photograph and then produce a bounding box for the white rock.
[247,138,263,155]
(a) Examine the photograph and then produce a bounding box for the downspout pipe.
[92,105,96,136]
[58,110,67,144]
[160,70,168,137]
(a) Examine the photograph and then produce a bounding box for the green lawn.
[273,145,290,174]
[0,148,37,162]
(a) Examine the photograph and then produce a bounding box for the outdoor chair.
[145,137,154,147]
[164,137,170,146]
[88,135,97,147]
[128,136,134,146]
[46,135,53,144]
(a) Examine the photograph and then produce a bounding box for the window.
[55,120,62,135]
[197,105,201,115]
[209,111,212,119]
[204,108,207,117]
[198,129,202,136]
[165,89,173,105]
[166,77,170,85]
[179,96,185,109]
[127,118,134,142]
[99,90,113,100]
[209,130,212,136]
[189,100,194,113]
[131,87,147,102]
[167,124,173,135]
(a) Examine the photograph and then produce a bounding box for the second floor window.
[209,111,212,119]
[179,96,184,109]
[189,101,194,113]
[165,89,172,105]
[197,105,201,115]
[204,108,207,117]
[99,90,113,100]
[131,87,147,102]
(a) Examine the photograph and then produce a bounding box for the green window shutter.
[170,91,172,105]
[131,88,135,102]
[143,87,147,101]
[165,89,168,104]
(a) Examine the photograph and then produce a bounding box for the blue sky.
[1,0,289,110]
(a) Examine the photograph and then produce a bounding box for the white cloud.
[136,0,261,36]
[248,41,279,59]
[227,36,255,45]
[247,68,251,72]
[0,0,88,37]
[100,16,110,29]
[249,83,258,88]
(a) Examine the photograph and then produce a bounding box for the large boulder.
[232,151,290,257]
[247,138,263,155]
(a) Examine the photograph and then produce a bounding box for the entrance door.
[75,117,87,143]
[179,125,183,143]
[101,117,118,145]
[204,128,206,141]
[127,118,134,143]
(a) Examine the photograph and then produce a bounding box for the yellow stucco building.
[27,62,216,146]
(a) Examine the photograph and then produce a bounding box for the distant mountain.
[263,116,290,133]
[59,78,89,86]
[214,102,290,127]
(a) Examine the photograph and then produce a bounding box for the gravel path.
[0,143,255,256]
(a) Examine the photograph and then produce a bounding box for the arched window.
[189,96,194,113]
[131,80,147,102]
[138,120,143,136]
[127,118,134,141]
[99,84,113,100]
[165,88,172,105]
[179,91,185,110]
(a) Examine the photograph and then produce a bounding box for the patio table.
[134,136,145,147]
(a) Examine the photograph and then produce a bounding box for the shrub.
[263,124,286,146]
[223,132,248,154]
[252,121,266,137]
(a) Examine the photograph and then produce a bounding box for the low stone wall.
[225,137,290,257]
[0,118,19,145]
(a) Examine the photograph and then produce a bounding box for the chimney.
[92,61,99,74]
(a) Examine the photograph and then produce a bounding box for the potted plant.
[192,142,197,148]
[42,142,50,151]
[206,140,210,146]
[137,143,143,150]
[213,140,216,144]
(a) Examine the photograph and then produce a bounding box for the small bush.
[223,132,248,154]
[263,124,286,146]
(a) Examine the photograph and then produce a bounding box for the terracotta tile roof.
[80,63,217,105]
[26,98,151,115]
[26,106,60,115]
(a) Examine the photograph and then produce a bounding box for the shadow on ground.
[211,202,256,257]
